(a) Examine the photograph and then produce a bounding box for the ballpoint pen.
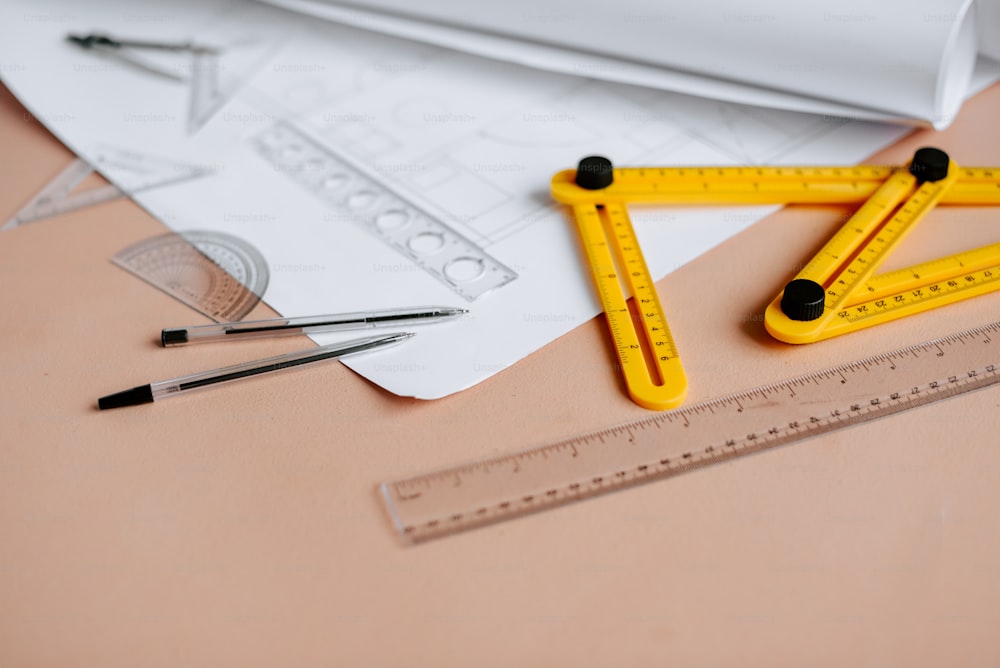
[98,332,413,410]
[161,306,466,346]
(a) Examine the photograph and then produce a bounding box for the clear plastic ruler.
[382,321,1000,543]
[251,121,518,301]
[3,145,210,230]
[111,230,269,322]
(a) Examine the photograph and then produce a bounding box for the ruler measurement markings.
[838,265,1000,325]
[814,172,916,291]
[607,203,680,364]
[552,165,996,207]
[579,203,666,400]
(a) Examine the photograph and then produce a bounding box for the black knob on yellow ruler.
[780,278,826,321]
[909,147,950,182]
[575,156,614,190]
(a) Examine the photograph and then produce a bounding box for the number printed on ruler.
[252,121,518,301]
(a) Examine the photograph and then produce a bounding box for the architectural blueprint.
[0,0,915,398]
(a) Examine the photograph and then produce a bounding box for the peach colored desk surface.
[2,80,1000,666]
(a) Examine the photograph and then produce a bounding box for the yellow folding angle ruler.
[550,148,1000,410]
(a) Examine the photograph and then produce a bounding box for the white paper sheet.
[981,0,1000,61]
[0,0,924,399]
[263,0,997,129]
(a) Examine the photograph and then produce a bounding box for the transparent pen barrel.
[162,307,453,346]
[165,314,374,345]
[149,335,406,400]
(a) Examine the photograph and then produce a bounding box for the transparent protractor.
[112,230,270,322]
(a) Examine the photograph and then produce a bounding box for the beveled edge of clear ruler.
[251,121,518,301]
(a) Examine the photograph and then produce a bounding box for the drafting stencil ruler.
[3,145,210,230]
[112,230,269,322]
[251,121,518,301]
[549,149,1000,409]
[382,320,1000,543]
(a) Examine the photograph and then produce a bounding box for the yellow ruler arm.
[562,158,687,410]
[551,164,999,205]
[572,202,687,410]
[764,148,965,343]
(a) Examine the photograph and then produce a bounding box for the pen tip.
[98,385,154,410]
[381,332,415,344]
